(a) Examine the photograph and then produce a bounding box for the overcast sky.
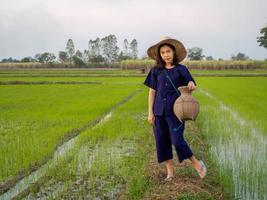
[0,0,267,60]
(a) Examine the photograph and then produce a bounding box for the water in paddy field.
[0,109,137,199]
[0,89,142,199]
[23,138,135,199]
[0,111,114,200]
[198,88,267,200]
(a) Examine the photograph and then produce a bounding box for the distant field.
[191,69,267,75]
[1,68,267,78]
[0,69,141,75]
[0,77,144,84]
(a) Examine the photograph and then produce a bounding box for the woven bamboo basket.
[173,86,200,122]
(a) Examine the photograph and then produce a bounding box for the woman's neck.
[165,62,174,68]
[165,64,175,69]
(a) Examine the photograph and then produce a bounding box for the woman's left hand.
[187,81,196,91]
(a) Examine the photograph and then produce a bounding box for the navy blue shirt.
[143,64,197,116]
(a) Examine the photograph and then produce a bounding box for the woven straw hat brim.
[147,38,187,62]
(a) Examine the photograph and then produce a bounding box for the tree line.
[1,46,254,65]
[1,34,138,66]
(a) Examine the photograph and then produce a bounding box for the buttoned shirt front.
[143,64,197,116]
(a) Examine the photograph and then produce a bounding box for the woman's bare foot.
[192,160,207,178]
[164,174,174,182]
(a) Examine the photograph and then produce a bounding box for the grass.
[195,77,267,134]
[1,69,266,199]
[193,77,267,200]
[177,191,213,200]
[0,83,139,185]
[12,89,155,199]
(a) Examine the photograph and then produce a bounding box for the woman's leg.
[165,159,174,177]
[153,115,174,179]
[166,114,207,178]
[166,115,193,163]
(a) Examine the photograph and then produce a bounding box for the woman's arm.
[147,88,156,125]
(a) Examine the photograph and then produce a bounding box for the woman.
[143,36,207,181]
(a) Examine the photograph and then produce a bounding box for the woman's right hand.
[147,113,155,125]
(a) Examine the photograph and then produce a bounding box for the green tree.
[21,56,35,62]
[129,39,138,59]
[66,39,75,62]
[257,25,267,49]
[73,56,85,67]
[118,51,131,61]
[205,56,214,60]
[1,57,20,63]
[101,34,119,63]
[58,51,69,63]
[187,47,205,60]
[123,39,129,57]
[88,37,104,63]
[83,50,89,62]
[75,50,83,59]
[35,52,56,63]
[117,38,133,61]
[231,52,249,60]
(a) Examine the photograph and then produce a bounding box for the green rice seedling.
[196,77,267,135]
[25,89,153,199]
[194,84,267,200]
[0,83,139,185]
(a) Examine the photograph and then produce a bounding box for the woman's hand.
[147,113,155,125]
[187,81,196,91]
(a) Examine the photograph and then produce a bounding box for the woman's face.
[159,45,174,64]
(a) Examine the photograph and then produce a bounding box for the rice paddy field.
[0,68,266,200]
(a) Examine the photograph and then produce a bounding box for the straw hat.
[147,36,187,62]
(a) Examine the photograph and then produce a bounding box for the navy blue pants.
[153,113,193,163]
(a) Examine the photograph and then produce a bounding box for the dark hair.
[155,43,179,70]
